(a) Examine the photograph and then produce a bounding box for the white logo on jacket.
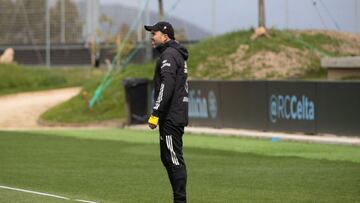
[161,59,171,69]
[184,61,188,73]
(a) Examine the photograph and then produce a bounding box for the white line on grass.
[0,185,69,200]
[75,199,98,203]
[0,185,98,203]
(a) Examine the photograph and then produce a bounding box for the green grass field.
[0,129,359,203]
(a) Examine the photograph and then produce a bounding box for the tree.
[251,0,268,40]
[259,0,266,28]
[158,0,164,20]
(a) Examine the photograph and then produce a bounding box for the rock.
[251,26,269,40]
[0,48,15,64]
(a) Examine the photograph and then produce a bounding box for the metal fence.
[0,0,143,66]
[0,0,102,66]
[0,0,86,45]
[1,0,358,67]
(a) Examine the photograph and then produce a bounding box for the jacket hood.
[157,40,189,60]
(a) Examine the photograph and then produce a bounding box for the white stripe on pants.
[166,135,179,165]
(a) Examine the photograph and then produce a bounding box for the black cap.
[144,21,175,40]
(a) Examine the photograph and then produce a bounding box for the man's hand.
[148,115,159,129]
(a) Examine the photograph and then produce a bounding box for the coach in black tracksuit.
[145,22,188,203]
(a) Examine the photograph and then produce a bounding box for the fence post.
[45,0,51,67]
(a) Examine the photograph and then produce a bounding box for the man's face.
[151,31,168,48]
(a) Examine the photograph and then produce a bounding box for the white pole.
[86,0,90,39]
[93,0,99,37]
[46,0,50,67]
[86,0,98,41]
[61,0,65,43]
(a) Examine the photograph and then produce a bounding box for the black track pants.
[159,120,187,203]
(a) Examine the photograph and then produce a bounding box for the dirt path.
[0,87,81,130]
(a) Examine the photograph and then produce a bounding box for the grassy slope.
[0,64,104,95]
[42,29,353,124]
[0,129,359,203]
[40,63,154,123]
[188,29,342,79]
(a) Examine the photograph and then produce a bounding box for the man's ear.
[164,34,170,42]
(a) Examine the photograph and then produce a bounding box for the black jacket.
[151,40,189,126]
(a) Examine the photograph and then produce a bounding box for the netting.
[0,0,84,45]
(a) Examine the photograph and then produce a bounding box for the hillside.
[188,29,360,80]
[41,29,360,124]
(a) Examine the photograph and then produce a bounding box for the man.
[144,21,189,203]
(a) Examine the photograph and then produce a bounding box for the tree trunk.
[158,0,164,21]
[259,0,265,28]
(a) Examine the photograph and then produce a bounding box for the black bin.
[122,78,150,124]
